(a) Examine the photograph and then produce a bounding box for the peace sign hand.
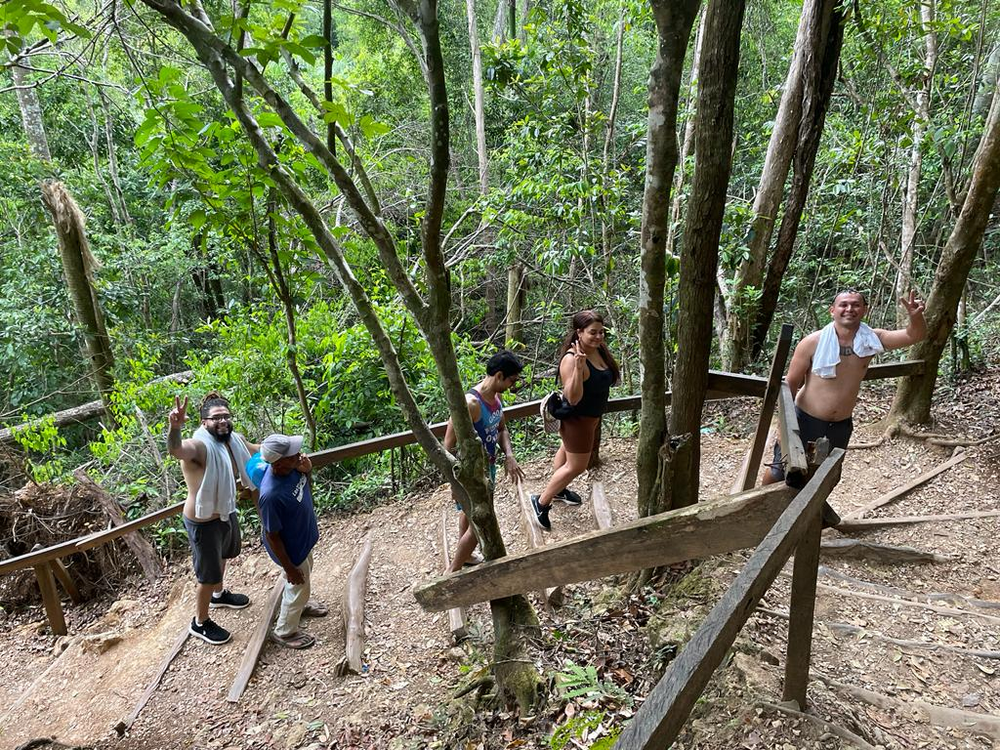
[570,341,587,364]
[900,290,926,318]
[169,395,189,429]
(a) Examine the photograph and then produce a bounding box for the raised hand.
[900,290,926,318]
[169,395,189,429]
[571,341,587,363]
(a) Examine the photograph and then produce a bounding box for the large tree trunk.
[750,0,844,360]
[667,0,746,510]
[636,0,700,520]
[722,0,817,372]
[888,87,1000,424]
[504,263,525,347]
[40,181,116,422]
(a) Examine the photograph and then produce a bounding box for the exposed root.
[757,701,876,750]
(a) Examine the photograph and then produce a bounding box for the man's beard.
[210,429,232,444]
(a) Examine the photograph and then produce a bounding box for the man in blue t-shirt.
[258,434,327,649]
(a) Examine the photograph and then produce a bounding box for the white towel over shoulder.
[193,426,255,520]
[811,322,884,379]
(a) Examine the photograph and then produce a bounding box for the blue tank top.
[470,389,503,463]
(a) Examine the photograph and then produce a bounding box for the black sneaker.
[555,488,582,506]
[189,617,231,645]
[210,589,250,609]
[530,494,552,531]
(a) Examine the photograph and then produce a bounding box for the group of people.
[168,290,926,642]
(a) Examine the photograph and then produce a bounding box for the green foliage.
[549,709,620,749]
[554,659,631,704]
[11,415,68,483]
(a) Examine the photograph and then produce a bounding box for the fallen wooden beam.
[835,509,1000,532]
[841,449,967,520]
[337,532,373,676]
[738,324,793,492]
[776,383,808,477]
[612,450,844,750]
[414,482,798,612]
[439,510,468,642]
[819,538,949,564]
[514,479,563,608]
[227,576,285,703]
[589,480,613,530]
[116,626,189,734]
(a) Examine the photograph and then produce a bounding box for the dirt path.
[1,377,998,749]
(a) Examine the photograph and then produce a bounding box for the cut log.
[776,382,808,476]
[75,471,161,581]
[439,510,468,642]
[611,451,844,750]
[841,448,967,520]
[337,532,373,676]
[819,538,949,564]
[227,576,284,702]
[115,626,189,734]
[738,324,793,491]
[414,482,799,612]
[835,509,1000,532]
[513,479,562,608]
[33,561,66,635]
[589,479,613,530]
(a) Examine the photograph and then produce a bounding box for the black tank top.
[566,357,614,418]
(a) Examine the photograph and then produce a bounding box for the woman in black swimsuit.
[531,310,620,531]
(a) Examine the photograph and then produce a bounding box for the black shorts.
[183,514,242,584]
[770,406,852,481]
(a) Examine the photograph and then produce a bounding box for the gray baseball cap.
[260,434,304,463]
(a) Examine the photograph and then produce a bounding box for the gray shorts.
[183,515,241,584]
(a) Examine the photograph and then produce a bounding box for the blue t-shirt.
[258,468,319,568]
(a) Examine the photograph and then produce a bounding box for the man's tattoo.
[167,426,182,452]
[839,345,854,357]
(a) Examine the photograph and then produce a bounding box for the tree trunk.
[667,0,746,510]
[505,263,525,348]
[722,0,817,372]
[465,0,488,194]
[40,181,116,423]
[7,47,52,161]
[750,0,844,360]
[889,87,1000,424]
[636,0,700,520]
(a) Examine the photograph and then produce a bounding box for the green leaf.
[359,115,390,139]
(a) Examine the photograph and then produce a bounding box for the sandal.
[303,600,329,618]
[271,631,316,649]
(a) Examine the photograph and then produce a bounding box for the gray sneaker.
[189,617,231,645]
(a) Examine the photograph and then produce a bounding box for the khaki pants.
[274,552,313,637]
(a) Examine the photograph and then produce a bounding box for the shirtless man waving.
[764,290,926,484]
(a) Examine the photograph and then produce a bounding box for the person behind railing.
[257,434,328,649]
[531,310,620,531]
[443,350,525,572]
[167,391,260,645]
[762,289,926,486]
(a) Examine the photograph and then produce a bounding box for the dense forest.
[2,0,1000,739]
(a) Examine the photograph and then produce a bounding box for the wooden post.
[590,479,613,530]
[51,557,83,604]
[776,382,808,478]
[227,576,284,702]
[738,324,793,491]
[33,561,67,635]
[782,507,822,708]
[337,532,374,675]
[440,510,468,642]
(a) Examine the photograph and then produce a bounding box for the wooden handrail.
[0,362,920,578]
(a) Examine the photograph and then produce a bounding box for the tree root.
[757,701,876,750]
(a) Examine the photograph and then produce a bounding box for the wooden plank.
[440,510,468,642]
[33,561,67,636]
[50,557,82,604]
[227,576,284,702]
[513,479,563,608]
[414,483,798,611]
[612,450,844,750]
[589,480,613,530]
[782,509,822,708]
[739,324,794,491]
[776,382,808,476]
[863,360,924,381]
[116,626,189,733]
[841,449,967,520]
[835,509,1000,532]
[337,532,374,675]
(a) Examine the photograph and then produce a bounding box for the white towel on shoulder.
[811,322,884,379]
[193,426,255,520]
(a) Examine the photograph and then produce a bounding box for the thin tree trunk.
[722,0,817,372]
[99,91,133,225]
[636,0,700,520]
[40,181,116,422]
[667,0,746,510]
[505,263,525,347]
[465,0,488,194]
[7,46,52,161]
[889,88,1000,425]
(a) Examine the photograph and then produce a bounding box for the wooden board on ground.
[116,627,189,733]
[513,479,563,608]
[589,479,613,530]
[835,509,1000,532]
[227,576,285,703]
[338,532,374,675]
[439,510,468,641]
[841,449,967,520]
[414,483,798,611]
[612,450,844,749]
